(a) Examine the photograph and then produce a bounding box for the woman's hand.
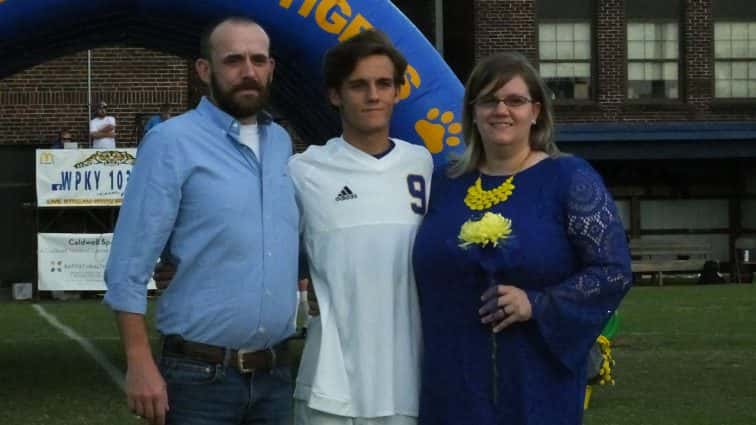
[479,285,532,332]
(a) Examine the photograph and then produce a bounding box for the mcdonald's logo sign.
[39,152,54,165]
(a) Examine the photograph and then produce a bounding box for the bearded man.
[104,16,299,425]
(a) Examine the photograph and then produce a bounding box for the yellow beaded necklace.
[464,151,531,211]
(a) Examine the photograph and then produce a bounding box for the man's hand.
[153,261,176,290]
[91,124,116,139]
[126,353,169,425]
[116,312,169,425]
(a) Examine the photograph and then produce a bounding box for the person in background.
[412,51,632,425]
[50,129,73,149]
[89,101,116,148]
[143,103,172,136]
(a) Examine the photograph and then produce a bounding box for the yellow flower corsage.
[458,212,513,248]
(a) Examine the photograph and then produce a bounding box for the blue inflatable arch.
[0,0,464,165]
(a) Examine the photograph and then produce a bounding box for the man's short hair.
[92,101,107,113]
[323,29,408,91]
[199,16,264,61]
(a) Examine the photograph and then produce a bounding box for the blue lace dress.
[413,155,632,425]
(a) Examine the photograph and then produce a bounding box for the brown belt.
[161,335,289,374]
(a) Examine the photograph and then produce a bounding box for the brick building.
[0,48,190,146]
[3,0,756,149]
[2,0,756,282]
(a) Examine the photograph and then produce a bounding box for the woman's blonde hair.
[448,52,558,178]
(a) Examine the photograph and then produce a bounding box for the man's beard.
[210,74,270,120]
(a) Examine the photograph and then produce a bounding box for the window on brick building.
[538,22,592,100]
[714,22,756,98]
[537,0,593,100]
[626,0,680,100]
[627,22,679,99]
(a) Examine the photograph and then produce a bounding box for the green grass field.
[584,285,756,425]
[1,285,755,424]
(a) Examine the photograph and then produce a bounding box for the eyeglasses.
[474,94,534,109]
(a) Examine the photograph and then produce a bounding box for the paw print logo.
[50,261,63,273]
[398,65,421,100]
[415,108,462,154]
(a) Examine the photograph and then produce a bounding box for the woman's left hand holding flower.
[479,285,533,332]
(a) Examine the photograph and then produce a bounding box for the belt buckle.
[236,348,256,373]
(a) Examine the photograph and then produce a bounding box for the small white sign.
[38,233,155,291]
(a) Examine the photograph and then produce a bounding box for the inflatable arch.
[0,0,465,165]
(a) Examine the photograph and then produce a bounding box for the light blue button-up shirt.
[104,97,299,350]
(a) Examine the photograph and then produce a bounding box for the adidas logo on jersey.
[335,186,358,201]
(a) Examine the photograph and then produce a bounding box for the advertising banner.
[38,233,155,291]
[36,149,136,207]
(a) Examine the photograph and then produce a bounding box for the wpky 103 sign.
[36,149,137,207]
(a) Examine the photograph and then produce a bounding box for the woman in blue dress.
[412,52,632,424]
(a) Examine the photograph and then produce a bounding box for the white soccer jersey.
[289,137,433,418]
